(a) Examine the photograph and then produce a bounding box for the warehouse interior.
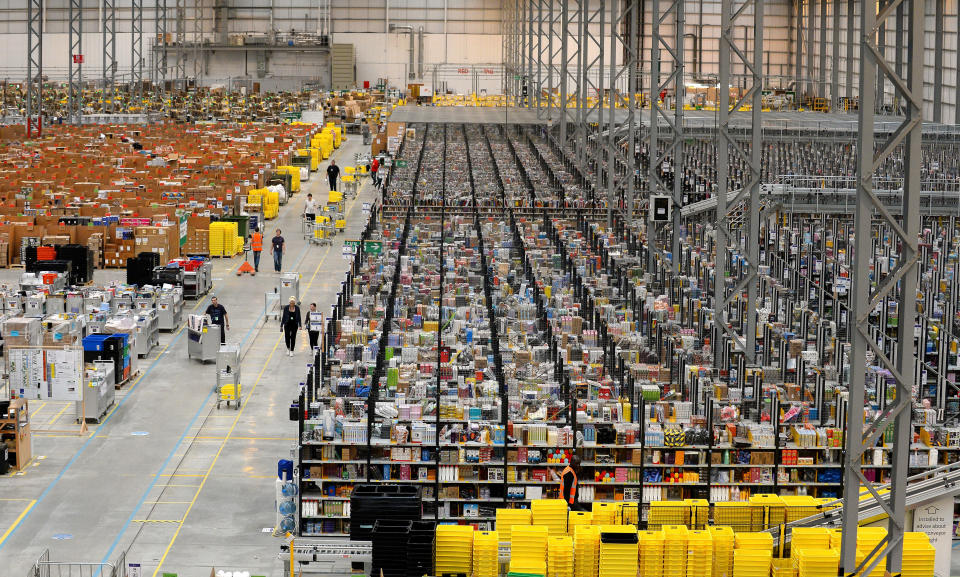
[0,1,957,577]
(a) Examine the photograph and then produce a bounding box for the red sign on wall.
[72,54,84,64]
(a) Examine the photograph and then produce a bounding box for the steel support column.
[795,0,803,94]
[648,0,683,270]
[26,0,43,136]
[559,0,582,146]
[807,0,815,96]
[132,0,143,104]
[175,0,186,89]
[847,0,855,100]
[606,0,639,228]
[714,0,762,366]
[841,0,922,572]
[832,0,840,105]
[819,0,827,98]
[545,0,563,123]
[934,0,943,122]
[156,0,167,94]
[578,0,605,202]
[193,0,203,84]
[535,0,544,112]
[103,0,117,113]
[68,0,83,124]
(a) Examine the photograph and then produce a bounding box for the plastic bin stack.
[901,532,935,577]
[638,530,665,577]
[687,530,714,577]
[509,525,549,576]
[348,484,421,541]
[406,520,435,577]
[573,525,600,577]
[208,221,240,257]
[496,508,532,542]
[853,527,888,577]
[371,520,410,577]
[648,501,690,530]
[663,525,689,577]
[709,526,735,577]
[473,530,500,577]
[597,527,638,577]
[547,536,574,577]
[796,547,839,577]
[790,527,831,561]
[567,511,592,536]
[591,503,618,526]
[733,548,772,577]
[735,532,774,551]
[532,499,568,536]
[435,524,474,575]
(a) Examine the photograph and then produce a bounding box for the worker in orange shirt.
[250,227,264,273]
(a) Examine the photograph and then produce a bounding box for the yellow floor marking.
[0,500,36,548]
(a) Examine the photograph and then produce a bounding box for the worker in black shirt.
[281,297,302,356]
[559,455,582,510]
[205,296,229,344]
[327,160,340,192]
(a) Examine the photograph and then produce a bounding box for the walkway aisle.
[0,134,376,577]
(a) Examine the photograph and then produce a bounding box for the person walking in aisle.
[250,227,263,273]
[305,302,320,350]
[371,157,380,188]
[272,228,285,273]
[205,295,229,345]
[327,160,340,192]
[281,297,302,356]
[304,193,318,225]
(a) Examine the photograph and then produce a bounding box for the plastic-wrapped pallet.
[597,526,638,577]
[532,499,568,536]
[638,530,664,577]
[435,524,473,575]
[547,535,574,577]
[509,525,549,576]
[473,530,499,577]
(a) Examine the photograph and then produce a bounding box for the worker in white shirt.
[303,193,318,225]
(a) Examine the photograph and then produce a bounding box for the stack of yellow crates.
[687,530,714,577]
[772,557,795,577]
[714,502,762,532]
[597,526,638,577]
[854,527,887,577]
[638,530,665,577]
[687,499,710,529]
[648,501,689,530]
[591,503,618,526]
[796,548,839,577]
[567,511,592,535]
[509,525,549,576]
[663,525,689,577]
[750,495,786,530]
[709,526,735,577]
[435,525,473,575]
[473,530,499,577]
[532,499,568,536]
[496,508,531,543]
[791,528,831,558]
[782,496,818,523]
[733,548,772,577]
[901,532,935,577]
[573,525,600,577]
[547,536,574,577]
[275,166,301,193]
[208,221,239,257]
[735,532,773,552]
[827,529,843,550]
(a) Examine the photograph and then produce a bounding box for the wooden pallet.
[115,369,141,389]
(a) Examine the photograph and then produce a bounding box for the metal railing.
[29,550,127,577]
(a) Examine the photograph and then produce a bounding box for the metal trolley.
[216,344,242,409]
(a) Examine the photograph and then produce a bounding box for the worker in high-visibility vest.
[559,455,580,509]
[250,228,264,273]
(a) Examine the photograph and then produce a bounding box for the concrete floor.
[0,134,375,576]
